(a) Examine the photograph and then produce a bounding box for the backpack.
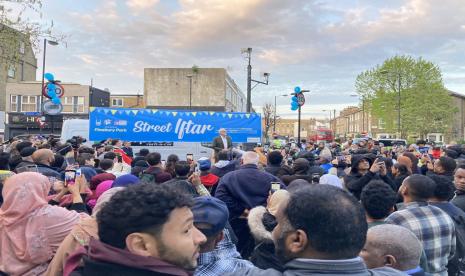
[448,212,465,276]
[139,171,156,183]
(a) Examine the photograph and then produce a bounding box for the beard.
[274,232,293,264]
[156,239,198,270]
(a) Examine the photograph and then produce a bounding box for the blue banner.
[89,107,262,143]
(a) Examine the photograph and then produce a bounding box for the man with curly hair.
[66,184,207,275]
[361,180,398,228]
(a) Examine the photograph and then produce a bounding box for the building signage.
[89,107,262,142]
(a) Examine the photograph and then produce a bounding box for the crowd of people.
[1,134,465,275]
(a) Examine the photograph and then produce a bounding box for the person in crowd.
[46,187,124,276]
[112,174,140,188]
[110,139,132,165]
[360,224,425,276]
[131,159,149,177]
[428,174,465,276]
[32,148,61,178]
[318,169,344,189]
[392,163,411,191]
[402,152,420,174]
[386,174,456,275]
[131,148,149,167]
[75,153,97,181]
[89,171,116,190]
[48,175,92,212]
[121,141,133,158]
[165,154,180,178]
[264,150,292,178]
[103,151,131,177]
[248,190,289,272]
[87,180,113,211]
[319,149,333,174]
[211,150,236,178]
[65,184,206,275]
[97,145,113,161]
[155,171,174,184]
[281,158,314,185]
[344,155,396,200]
[99,158,114,173]
[0,173,86,275]
[232,185,404,275]
[139,152,164,182]
[286,179,311,193]
[14,146,36,170]
[215,151,284,258]
[77,146,95,155]
[51,154,65,171]
[193,196,253,276]
[360,181,397,228]
[197,157,220,195]
[163,161,198,196]
[425,156,457,182]
[452,164,465,212]
[297,151,325,176]
[212,128,233,157]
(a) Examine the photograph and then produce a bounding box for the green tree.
[355,55,455,139]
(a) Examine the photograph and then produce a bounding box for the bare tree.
[262,103,277,143]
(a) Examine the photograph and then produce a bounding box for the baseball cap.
[192,196,229,237]
[20,147,36,158]
[197,157,211,171]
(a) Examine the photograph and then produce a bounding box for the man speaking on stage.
[212,128,232,155]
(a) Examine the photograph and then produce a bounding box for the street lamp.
[241,47,270,112]
[273,94,288,133]
[186,75,193,109]
[40,39,59,113]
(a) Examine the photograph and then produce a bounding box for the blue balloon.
[47,83,57,98]
[294,86,301,93]
[51,97,61,104]
[44,73,55,81]
[291,105,299,111]
[291,102,299,108]
[291,96,298,102]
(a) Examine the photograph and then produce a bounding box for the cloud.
[39,0,465,116]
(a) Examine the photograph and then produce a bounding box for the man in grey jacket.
[230,185,405,276]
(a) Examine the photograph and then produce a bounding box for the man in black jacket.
[452,165,465,213]
[344,154,396,200]
[264,150,292,178]
[212,128,232,156]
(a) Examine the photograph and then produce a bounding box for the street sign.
[297,93,305,106]
[42,100,63,115]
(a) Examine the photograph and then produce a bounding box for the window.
[20,96,39,112]
[62,96,85,113]
[7,65,15,78]
[10,95,18,112]
[19,41,25,54]
[74,96,85,113]
[378,119,386,129]
[112,98,124,107]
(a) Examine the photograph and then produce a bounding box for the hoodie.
[344,154,396,200]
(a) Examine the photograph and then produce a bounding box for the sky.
[7,0,465,119]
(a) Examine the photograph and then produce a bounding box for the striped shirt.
[385,201,456,276]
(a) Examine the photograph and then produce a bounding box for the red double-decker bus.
[308,127,333,143]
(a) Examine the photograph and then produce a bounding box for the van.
[377,139,407,147]
[61,119,214,160]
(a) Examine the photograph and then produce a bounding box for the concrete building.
[110,94,145,108]
[144,68,246,112]
[267,118,317,139]
[5,81,109,138]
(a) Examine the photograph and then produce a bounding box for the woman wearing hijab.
[0,172,87,276]
[86,180,113,211]
[248,190,290,272]
[45,188,124,276]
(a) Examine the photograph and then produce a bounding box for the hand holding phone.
[64,170,77,187]
[270,182,281,193]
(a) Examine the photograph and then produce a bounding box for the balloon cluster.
[290,86,301,111]
[43,73,63,104]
